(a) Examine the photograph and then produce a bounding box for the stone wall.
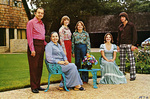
[10,39,27,53]
[0,46,9,53]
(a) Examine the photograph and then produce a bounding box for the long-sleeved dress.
[45,41,83,87]
[99,44,127,84]
[59,25,72,62]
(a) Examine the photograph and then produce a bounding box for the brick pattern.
[0,1,28,29]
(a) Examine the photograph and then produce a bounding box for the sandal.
[74,87,85,91]
[58,87,64,91]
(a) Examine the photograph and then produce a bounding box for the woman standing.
[72,21,91,84]
[45,32,85,91]
[59,16,72,63]
[99,33,127,84]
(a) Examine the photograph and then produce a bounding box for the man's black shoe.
[130,78,136,81]
[32,89,39,93]
[38,87,45,91]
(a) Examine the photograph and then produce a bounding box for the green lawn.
[0,52,120,92]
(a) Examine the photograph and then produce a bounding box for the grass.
[0,52,120,92]
[0,53,59,92]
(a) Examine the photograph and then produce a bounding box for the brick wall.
[0,1,29,29]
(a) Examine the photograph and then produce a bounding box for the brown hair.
[60,15,70,25]
[119,12,129,21]
[104,33,114,43]
[75,21,86,32]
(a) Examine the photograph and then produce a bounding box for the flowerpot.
[87,65,92,70]
[82,65,92,70]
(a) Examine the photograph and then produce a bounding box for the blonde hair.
[104,33,114,43]
[75,21,86,32]
[60,15,70,25]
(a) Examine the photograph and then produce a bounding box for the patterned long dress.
[45,41,83,87]
[99,44,127,84]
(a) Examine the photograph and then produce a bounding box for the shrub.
[134,46,150,73]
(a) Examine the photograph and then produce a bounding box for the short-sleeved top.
[99,44,117,60]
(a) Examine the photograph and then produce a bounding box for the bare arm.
[113,51,116,61]
[109,51,116,62]
[117,46,120,52]
[101,50,116,62]
[101,51,109,61]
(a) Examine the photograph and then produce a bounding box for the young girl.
[59,16,72,62]
[99,33,127,84]
[72,21,91,83]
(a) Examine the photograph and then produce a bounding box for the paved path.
[0,48,100,54]
[0,73,150,99]
[91,48,99,52]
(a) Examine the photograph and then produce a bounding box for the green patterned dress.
[99,44,127,84]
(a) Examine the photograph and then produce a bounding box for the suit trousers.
[27,39,44,90]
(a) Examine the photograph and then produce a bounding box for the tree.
[117,0,150,13]
[28,0,104,34]
[27,0,150,34]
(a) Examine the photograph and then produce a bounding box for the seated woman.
[99,33,127,84]
[45,31,85,91]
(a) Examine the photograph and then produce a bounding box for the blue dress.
[99,44,127,84]
[45,41,83,87]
